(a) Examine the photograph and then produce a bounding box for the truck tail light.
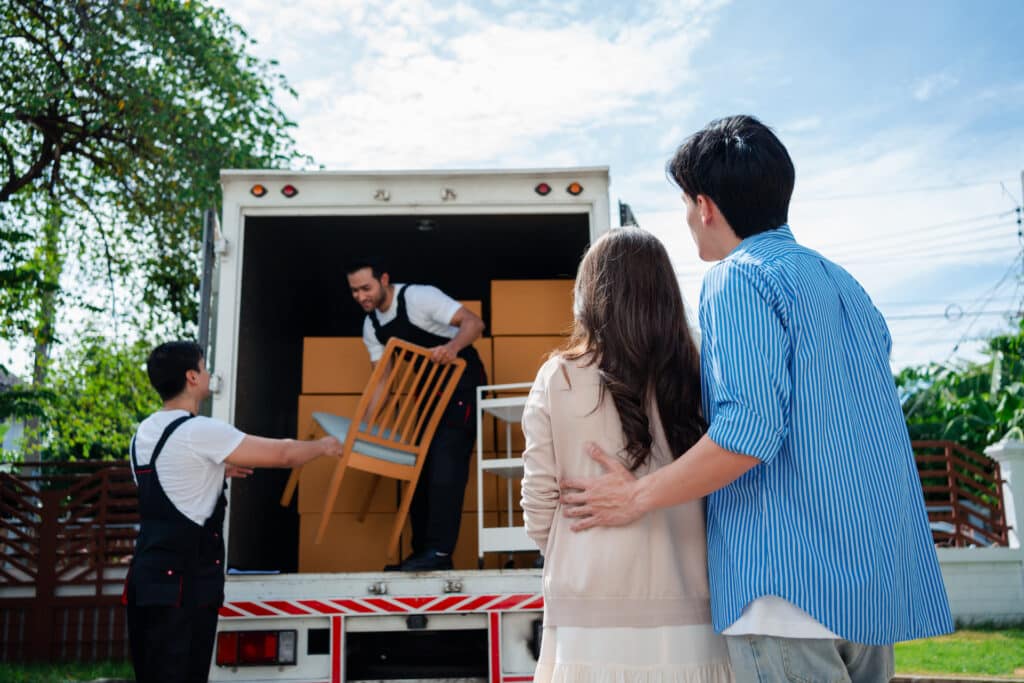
[250,184,267,197]
[216,629,297,667]
[534,182,551,196]
[566,182,583,196]
[281,184,298,197]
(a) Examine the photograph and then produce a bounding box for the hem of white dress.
[544,661,733,683]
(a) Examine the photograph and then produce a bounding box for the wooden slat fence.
[913,440,1009,548]
[0,461,137,662]
[0,439,1011,662]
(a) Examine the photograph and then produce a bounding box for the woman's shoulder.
[537,352,600,385]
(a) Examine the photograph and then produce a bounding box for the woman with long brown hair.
[521,228,732,682]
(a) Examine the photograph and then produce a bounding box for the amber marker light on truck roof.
[535,182,551,196]
[250,184,267,197]
[567,182,584,196]
[281,184,298,198]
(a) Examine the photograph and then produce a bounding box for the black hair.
[667,115,795,239]
[147,341,203,401]
[345,258,388,279]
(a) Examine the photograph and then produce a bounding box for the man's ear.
[696,194,716,227]
[380,272,390,288]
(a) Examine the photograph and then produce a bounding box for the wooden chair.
[283,338,466,559]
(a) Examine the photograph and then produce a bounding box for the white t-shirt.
[132,409,245,526]
[361,283,463,362]
[722,596,839,639]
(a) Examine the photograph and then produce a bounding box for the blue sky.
[217,0,1024,369]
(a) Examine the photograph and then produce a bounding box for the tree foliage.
[0,0,306,372]
[18,336,160,461]
[897,318,1024,455]
[0,1,308,461]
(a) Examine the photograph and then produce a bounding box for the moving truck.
[207,168,614,682]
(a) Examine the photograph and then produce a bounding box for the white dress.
[534,624,733,683]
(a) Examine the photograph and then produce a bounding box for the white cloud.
[779,116,821,134]
[912,71,959,102]
[215,0,725,168]
[207,0,1020,373]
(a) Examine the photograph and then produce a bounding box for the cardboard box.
[297,454,400,515]
[302,337,372,394]
[297,394,363,440]
[299,511,501,572]
[466,455,507,513]
[459,300,482,320]
[473,336,492,381]
[490,280,574,335]
[473,337,496,449]
[299,511,412,572]
[492,336,566,385]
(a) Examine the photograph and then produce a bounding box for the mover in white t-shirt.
[125,341,343,683]
[346,259,487,572]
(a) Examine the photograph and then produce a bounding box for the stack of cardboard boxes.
[296,283,573,572]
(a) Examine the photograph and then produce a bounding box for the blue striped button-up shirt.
[700,225,953,645]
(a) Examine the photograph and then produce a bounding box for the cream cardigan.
[521,354,714,628]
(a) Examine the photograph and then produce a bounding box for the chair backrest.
[347,338,467,459]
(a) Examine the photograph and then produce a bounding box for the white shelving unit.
[475,382,535,566]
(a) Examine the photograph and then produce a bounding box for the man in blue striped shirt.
[562,115,953,681]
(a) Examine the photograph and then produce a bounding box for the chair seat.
[312,412,417,467]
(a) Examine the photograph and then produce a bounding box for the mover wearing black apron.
[124,415,226,683]
[369,284,488,569]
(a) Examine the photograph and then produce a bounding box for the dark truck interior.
[227,212,590,571]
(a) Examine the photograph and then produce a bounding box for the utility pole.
[1018,170,1023,317]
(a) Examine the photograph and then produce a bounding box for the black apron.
[124,414,227,610]
[368,284,487,427]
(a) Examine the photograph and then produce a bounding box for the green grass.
[895,628,1024,677]
[0,660,133,683]
[2,633,1023,681]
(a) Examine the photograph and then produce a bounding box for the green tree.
[21,336,160,461]
[897,318,1024,454]
[0,0,306,391]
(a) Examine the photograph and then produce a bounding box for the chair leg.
[315,456,352,544]
[386,480,418,561]
[279,466,302,507]
[356,474,381,523]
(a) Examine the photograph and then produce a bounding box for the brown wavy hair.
[562,228,705,470]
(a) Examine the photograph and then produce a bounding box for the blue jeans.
[725,635,894,683]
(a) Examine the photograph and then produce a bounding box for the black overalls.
[124,414,226,683]
[369,285,488,555]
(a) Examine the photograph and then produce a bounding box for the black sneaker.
[383,549,453,572]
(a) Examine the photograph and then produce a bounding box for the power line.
[796,178,1016,203]
[943,253,1023,360]
[814,210,1016,254]
[839,245,1014,266]
[877,296,1020,308]
[825,220,1017,261]
[900,254,1020,418]
[885,310,1020,321]
[673,215,1018,276]
[1000,181,1021,208]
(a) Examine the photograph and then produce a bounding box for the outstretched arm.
[225,435,344,469]
[560,435,759,530]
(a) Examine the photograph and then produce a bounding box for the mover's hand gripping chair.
[280,338,466,561]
